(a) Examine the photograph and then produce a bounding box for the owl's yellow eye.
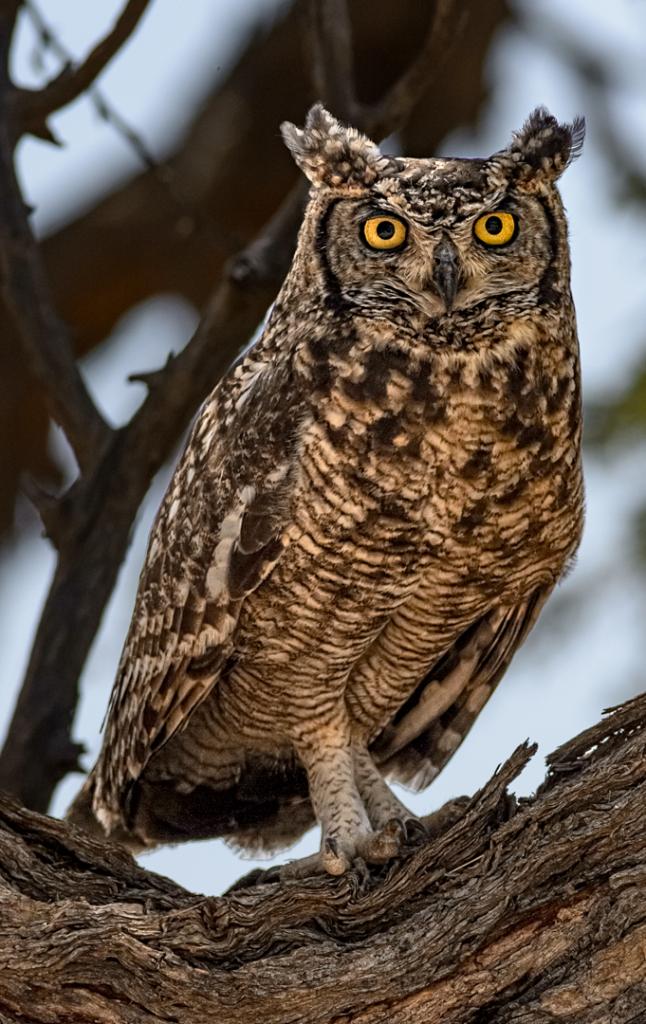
[362,215,407,251]
[473,211,518,247]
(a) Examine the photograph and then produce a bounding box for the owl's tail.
[67,764,316,857]
[65,773,146,853]
[66,775,101,833]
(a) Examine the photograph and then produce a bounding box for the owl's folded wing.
[91,388,299,831]
[373,587,551,788]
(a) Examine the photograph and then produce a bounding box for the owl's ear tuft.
[281,104,390,189]
[504,107,585,185]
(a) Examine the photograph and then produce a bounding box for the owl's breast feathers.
[295,307,582,579]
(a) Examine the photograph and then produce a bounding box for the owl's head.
[281,105,584,324]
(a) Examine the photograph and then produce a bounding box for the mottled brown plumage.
[69,105,585,875]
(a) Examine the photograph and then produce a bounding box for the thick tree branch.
[17,0,152,137]
[0,696,644,1022]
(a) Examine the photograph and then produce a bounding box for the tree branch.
[304,0,464,141]
[306,0,357,121]
[0,11,110,474]
[17,0,153,137]
[366,0,460,139]
[0,696,645,1022]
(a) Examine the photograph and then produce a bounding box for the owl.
[68,105,585,877]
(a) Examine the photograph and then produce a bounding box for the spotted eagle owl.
[69,105,585,876]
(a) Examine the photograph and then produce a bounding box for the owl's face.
[283,106,584,328]
[318,165,560,320]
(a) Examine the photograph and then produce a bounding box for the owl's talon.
[356,826,400,864]
[322,836,351,875]
[382,817,407,842]
[403,817,428,842]
[352,855,371,884]
[324,836,338,858]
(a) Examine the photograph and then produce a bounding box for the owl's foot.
[291,737,427,878]
[231,818,409,887]
[325,817,406,873]
[278,818,406,880]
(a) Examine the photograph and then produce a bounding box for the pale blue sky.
[2,0,645,894]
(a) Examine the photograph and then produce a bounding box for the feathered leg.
[353,747,423,835]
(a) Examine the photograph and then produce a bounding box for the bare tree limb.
[1,696,645,1021]
[0,247,295,813]
[16,0,153,138]
[305,0,464,141]
[0,132,111,475]
[0,11,111,476]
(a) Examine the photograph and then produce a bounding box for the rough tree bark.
[0,694,645,1023]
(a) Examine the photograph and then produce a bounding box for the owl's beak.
[431,235,462,311]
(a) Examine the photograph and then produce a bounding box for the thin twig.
[21,0,236,253]
[17,0,152,135]
[22,0,157,165]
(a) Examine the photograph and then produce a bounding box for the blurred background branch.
[306,0,357,121]
[16,0,152,138]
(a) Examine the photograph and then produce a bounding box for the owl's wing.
[373,587,550,788]
[92,359,302,830]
